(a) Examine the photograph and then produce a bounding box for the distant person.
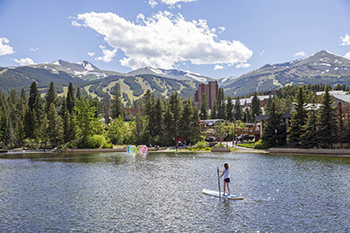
[218,163,230,196]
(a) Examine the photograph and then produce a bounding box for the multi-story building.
[194,81,218,108]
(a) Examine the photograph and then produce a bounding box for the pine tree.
[0,93,11,146]
[216,88,226,119]
[210,101,217,119]
[318,85,338,148]
[168,92,182,136]
[261,101,287,147]
[300,97,320,148]
[154,96,164,137]
[164,103,175,144]
[76,86,82,100]
[104,92,110,125]
[66,82,75,114]
[47,103,63,144]
[179,100,193,141]
[337,102,345,149]
[28,81,39,111]
[234,96,242,121]
[199,93,208,120]
[143,90,156,137]
[288,87,308,146]
[226,96,233,122]
[45,81,57,114]
[111,82,123,119]
[251,92,260,122]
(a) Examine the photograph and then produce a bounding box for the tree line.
[0,80,348,149]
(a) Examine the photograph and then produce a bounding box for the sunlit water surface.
[0,152,349,232]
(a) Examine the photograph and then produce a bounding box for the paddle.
[217,167,221,199]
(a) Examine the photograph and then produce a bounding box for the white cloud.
[218,26,225,34]
[149,0,158,8]
[259,50,265,56]
[149,0,196,8]
[235,63,251,69]
[74,11,253,70]
[294,51,306,57]
[87,52,95,56]
[341,33,350,46]
[14,57,36,66]
[344,52,350,60]
[0,38,15,56]
[29,48,39,52]
[96,45,117,62]
[214,65,223,70]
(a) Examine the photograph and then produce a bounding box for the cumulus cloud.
[294,51,306,57]
[341,33,350,46]
[87,52,95,56]
[214,65,223,70]
[218,26,225,34]
[14,57,36,66]
[0,38,15,56]
[235,63,251,69]
[73,11,253,70]
[344,52,350,60]
[96,45,117,62]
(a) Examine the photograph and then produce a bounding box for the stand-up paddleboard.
[202,189,244,200]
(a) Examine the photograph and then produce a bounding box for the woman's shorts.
[224,178,230,183]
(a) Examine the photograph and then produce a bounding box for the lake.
[0,151,349,232]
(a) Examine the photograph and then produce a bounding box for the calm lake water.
[0,151,349,232]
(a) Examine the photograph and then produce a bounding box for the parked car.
[236,134,254,142]
[205,137,217,142]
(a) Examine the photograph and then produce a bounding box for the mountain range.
[1,50,350,103]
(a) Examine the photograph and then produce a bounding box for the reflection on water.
[0,152,349,232]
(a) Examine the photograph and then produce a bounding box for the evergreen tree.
[226,96,233,122]
[300,97,320,148]
[337,102,345,149]
[168,92,182,136]
[288,87,308,146]
[45,81,57,114]
[154,96,164,137]
[216,88,226,119]
[264,95,273,113]
[143,90,156,137]
[244,107,251,123]
[164,103,175,144]
[28,81,39,111]
[189,106,202,144]
[134,99,145,141]
[0,93,11,146]
[111,82,123,119]
[66,82,75,114]
[318,85,338,148]
[261,101,287,147]
[24,108,36,139]
[108,116,127,144]
[8,90,18,131]
[179,100,193,141]
[234,96,242,121]
[210,101,217,119]
[251,92,260,122]
[47,103,63,144]
[104,92,110,125]
[199,93,208,120]
[76,86,82,100]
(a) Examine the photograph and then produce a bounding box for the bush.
[194,141,208,149]
[78,135,112,148]
[254,140,270,149]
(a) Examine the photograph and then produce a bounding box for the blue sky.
[1,0,350,79]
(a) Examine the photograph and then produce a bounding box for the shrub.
[254,140,270,149]
[79,135,111,148]
[194,141,208,149]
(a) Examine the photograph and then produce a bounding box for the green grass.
[237,142,256,148]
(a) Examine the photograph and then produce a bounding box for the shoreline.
[2,146,350,158]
